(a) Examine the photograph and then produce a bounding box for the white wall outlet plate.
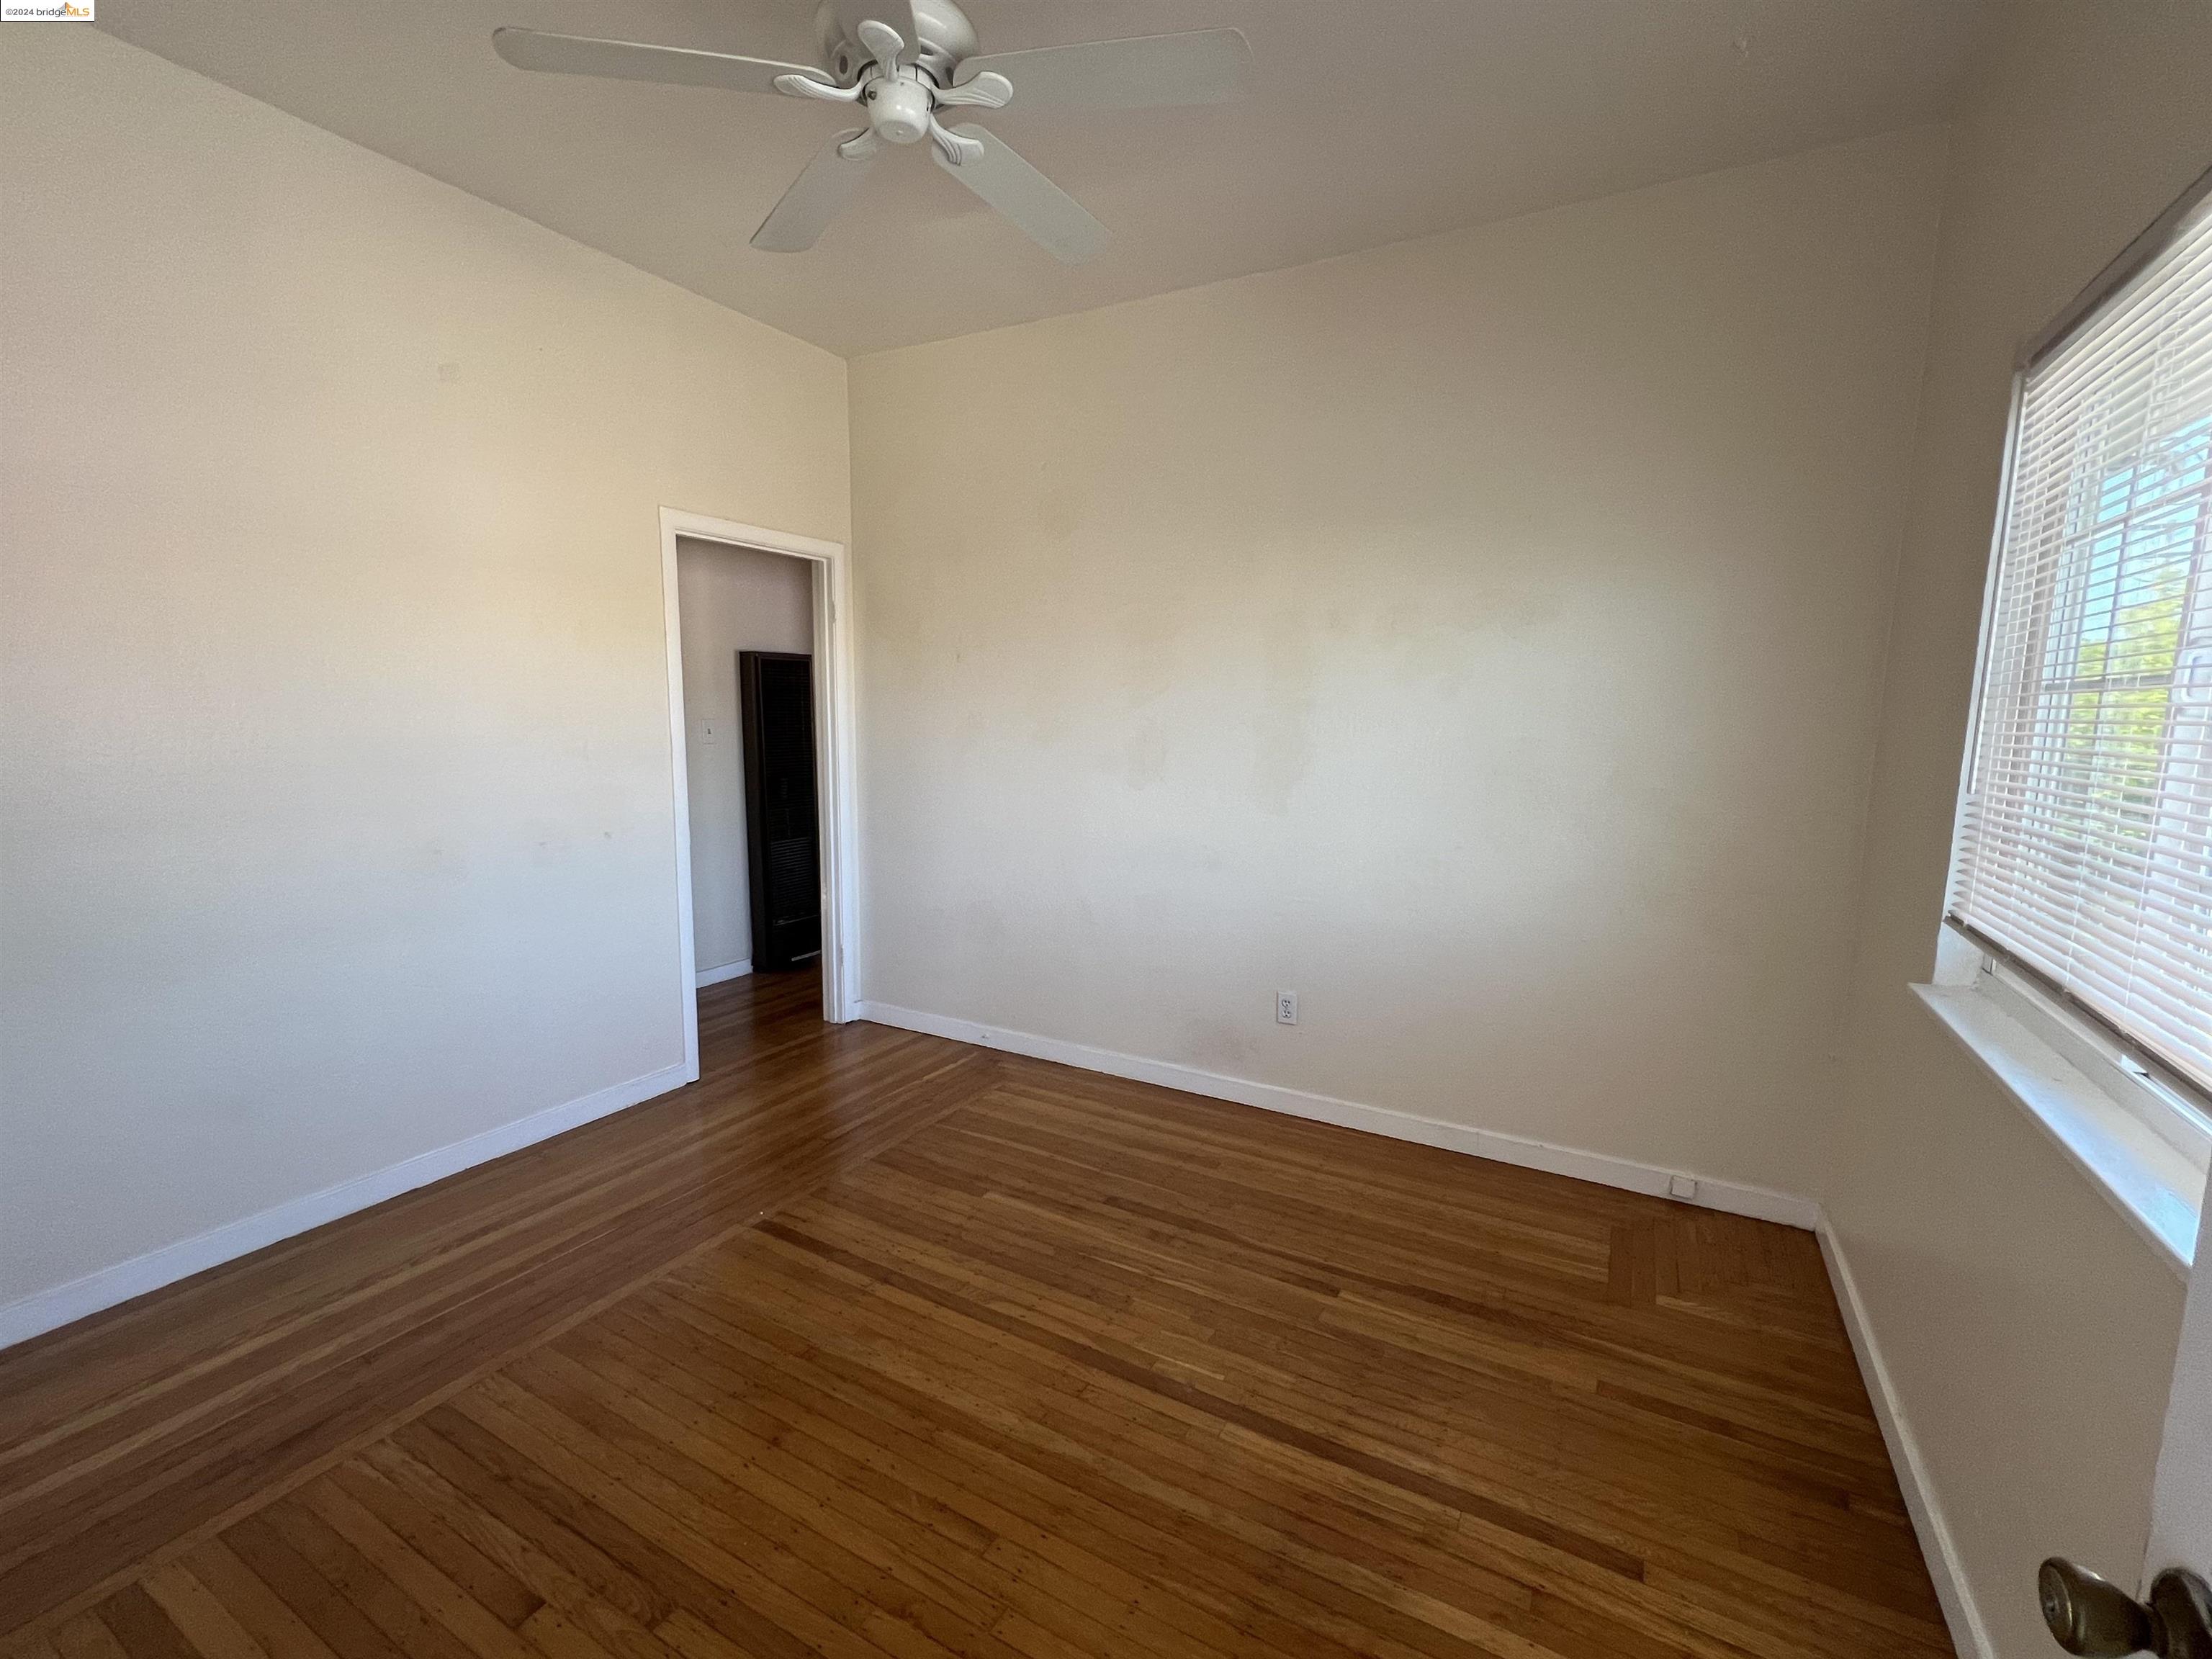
[1668,1173,1699,1200]
[1276,990,1298,1025]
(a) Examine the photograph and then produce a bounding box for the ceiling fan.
[492,1,1252,265]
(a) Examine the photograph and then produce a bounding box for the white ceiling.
[96,0,1990,357]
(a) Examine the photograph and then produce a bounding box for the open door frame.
[658,507,858,1076]
[2147,1177,2211,1592]
[2045,1177,2212,1653]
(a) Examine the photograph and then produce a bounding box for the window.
[1947,186,2212,1107]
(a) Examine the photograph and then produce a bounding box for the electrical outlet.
[1276,990,1298,1026]
[1668,1174,1698,1200]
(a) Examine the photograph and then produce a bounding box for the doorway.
[659,508,855,1072]
[737,649,822,973]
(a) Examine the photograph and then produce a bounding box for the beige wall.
[675,536,814,976]
[0,27,848,1319]
[1825,6,2212,1654]
[850,127,1945,1202]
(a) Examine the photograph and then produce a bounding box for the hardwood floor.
[0,971,1952,1657]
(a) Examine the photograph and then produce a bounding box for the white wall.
[850,127,1946,1203]
[676,536,814,976]
[0,27,848,1328]
[1825,8,2212,1654]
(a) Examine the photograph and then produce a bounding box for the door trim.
[660,508,858,1070]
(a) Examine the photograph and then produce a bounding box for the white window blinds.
[1949,195,2212,1094]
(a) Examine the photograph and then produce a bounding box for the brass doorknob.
[2041,1559,2212,1659]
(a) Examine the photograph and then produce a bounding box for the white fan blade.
[952,30,1251,110]
[492,29,832,97]
[752,130,880,253]
[821,1,922,61]
[932,125,1106,265]
[855,18,905,72]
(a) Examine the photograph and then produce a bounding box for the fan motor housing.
[817,0,976,85]
[865,77,933,144]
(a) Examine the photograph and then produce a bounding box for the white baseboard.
[1817,1223,1991,1659]
[859,997,1982,1653]
[0,1060,695,1352]
[854,1002,1821,1230]
[696,959,752,989]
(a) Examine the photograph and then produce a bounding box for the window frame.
[1933,163,2212,1248]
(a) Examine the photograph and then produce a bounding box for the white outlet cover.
[1277,991,1298,1025]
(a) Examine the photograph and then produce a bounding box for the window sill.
[1912,982,2200,1275]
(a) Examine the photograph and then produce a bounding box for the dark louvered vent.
[739,652,821,971]
[765,838,816,924]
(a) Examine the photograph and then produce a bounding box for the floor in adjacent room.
[0,971,1952,1658]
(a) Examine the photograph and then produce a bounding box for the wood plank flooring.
[1,970,1953,1656]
